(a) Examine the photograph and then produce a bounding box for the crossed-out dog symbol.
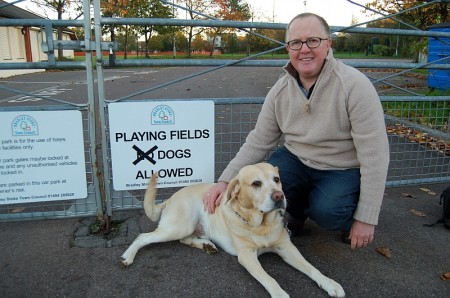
[132,145,158,165]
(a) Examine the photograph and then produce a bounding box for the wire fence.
[0,0,448,220]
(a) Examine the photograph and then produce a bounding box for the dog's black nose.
[271,191,284,203]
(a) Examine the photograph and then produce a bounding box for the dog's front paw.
[120,254,134,267]
[319,277,345,297]
[202,243,218,254]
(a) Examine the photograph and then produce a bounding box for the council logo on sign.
[11,115,39,136]
[151,105,175,125]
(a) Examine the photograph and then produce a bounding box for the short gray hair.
[285,13,331,42]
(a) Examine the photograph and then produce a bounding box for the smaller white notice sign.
[0,110,87,205]
[108,101,215,190]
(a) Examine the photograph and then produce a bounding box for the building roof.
[0,0,45,19]
[0,1,78,40]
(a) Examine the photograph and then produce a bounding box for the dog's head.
[225,163,285,214]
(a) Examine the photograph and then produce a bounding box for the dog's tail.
[143,173,166,222]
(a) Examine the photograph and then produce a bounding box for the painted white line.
[8,87,73,103]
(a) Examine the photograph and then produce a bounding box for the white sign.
[0,110,87,205]
[108,101,214,190]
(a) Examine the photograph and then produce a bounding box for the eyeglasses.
[286,37,329,50]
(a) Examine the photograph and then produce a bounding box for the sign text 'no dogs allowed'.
[108,101,214,190]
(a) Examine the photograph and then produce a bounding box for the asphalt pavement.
[0,182,449,297]
[0,60,425,105]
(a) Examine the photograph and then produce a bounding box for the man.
[204,13,389,250]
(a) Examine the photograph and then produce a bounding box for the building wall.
[0,26,74,78]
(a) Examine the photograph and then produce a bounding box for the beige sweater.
[219,51,390,225]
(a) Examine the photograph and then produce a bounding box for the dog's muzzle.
[272,191,285,209]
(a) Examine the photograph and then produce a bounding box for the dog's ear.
[224,177,240,204]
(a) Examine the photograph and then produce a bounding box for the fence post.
[84,0,104,218]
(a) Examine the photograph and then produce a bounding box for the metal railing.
[0,0,448,221]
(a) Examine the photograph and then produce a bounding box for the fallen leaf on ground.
[11,207,25,213]
[401,193,416,198]
[386,124,450,156]
[419,188,437,196]
[410,209,426,217]
[376,246,392,259]
[440,272,450,281]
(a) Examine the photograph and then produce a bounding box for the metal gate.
[0,0,449,221]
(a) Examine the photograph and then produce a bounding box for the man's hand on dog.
[204,182,228,213]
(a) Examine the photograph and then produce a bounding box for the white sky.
[247,0,376,26]
[6,0,376,26]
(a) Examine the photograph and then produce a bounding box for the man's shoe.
[288,224,311,237]
[341,231,351,244]
[285,213,310,237]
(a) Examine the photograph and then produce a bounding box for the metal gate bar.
[0,0,448,220]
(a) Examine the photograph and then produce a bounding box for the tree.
[128,0,174,58]
[364,0,448,29]
[334,15,370,55]
[101,0,174,58]
[363,1,448,58]
[191,34,207,52]
[207,0,251,56]
[221,33,239,54]
[249,28,285,53]
[149,35,164,52]
[118,0,147,59]
[174,31,189,52]
[115,32,137,52]
[101,0,129,61]
[177,0,210,57]
[30,0,79,59]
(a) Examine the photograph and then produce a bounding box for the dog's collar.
[234,211,249,225]
[234,209,289,231]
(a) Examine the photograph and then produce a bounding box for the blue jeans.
[268,147,360,231]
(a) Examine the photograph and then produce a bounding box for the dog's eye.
[274,177,280,183]
[252,180,262,187]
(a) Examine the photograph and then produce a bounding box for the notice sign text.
[0,110,87,205]
[108,101,214,190]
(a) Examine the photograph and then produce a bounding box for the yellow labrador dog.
[121,163,345,298]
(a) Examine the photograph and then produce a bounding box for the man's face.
[285,16,332,81]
